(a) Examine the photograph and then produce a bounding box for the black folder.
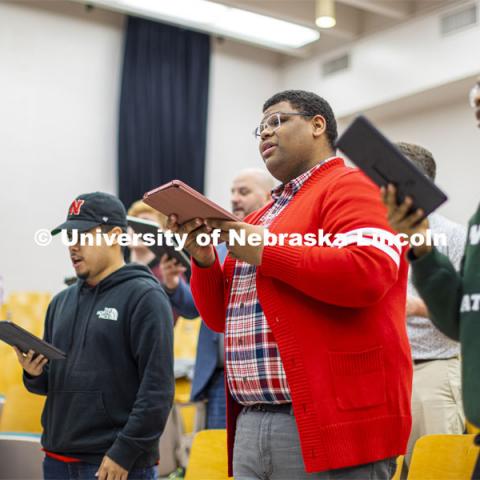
[0,321,66,360]
[336,115,448,217]
[127,216,191,275]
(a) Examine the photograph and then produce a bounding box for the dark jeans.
[206,368,226,429]
[233,408,397,480]
[43,456,157,480]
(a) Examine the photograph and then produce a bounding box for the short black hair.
[263,90,338,149]
[396,142,436,181]
[99,224,127,235]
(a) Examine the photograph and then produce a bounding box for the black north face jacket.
[24,264,174,471]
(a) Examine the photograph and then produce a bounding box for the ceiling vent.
[322,53,350,77]
[441,4,477,35]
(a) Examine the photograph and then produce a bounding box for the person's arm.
[105,287,174,471]
[406,295,429,317]
[22,302,54,395]
[410,247,463,341]
[259,173,402,307]
[381,184,464,341]
[166,278,199,319]
[405,224,466,320]
[165,216,228,334]
[190,249,227,333]
[160,254,199,319]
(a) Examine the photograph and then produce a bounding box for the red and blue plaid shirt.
[225,160,332,405]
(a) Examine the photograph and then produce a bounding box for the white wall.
[280,0,480,117]
[0,1,124,295]
[0,2,281,296]
[374,99,480,226]
[205,39,280,208]
[278,0,480,228]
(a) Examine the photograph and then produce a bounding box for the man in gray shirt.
[397,142,466,468]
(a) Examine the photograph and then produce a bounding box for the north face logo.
[96,307,119,321]
[69,199,85,216]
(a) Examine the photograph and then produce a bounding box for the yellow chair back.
[392,455,403,480]
[0,345,23,396]
[185,430,230,480]
[408,434,480,480]
[467,421,480,435]
[0,384,45,433]
[4,291,51,337]
[173,317,202,434]
[174,316,201,362]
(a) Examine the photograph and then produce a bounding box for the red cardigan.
[191,159,412,474]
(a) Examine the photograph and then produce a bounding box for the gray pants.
[233,408,397,480]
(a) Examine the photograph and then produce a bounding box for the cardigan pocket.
[329,346,386,410]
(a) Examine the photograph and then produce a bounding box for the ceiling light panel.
[73,0,320,53]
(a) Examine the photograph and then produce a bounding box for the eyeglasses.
[469,82,480,108]
[253,112,312,138]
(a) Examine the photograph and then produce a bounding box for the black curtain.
[118,17,210,209]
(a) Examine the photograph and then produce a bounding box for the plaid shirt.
[225,160,332,405]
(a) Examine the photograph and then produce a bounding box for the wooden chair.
[392,455,404,480]
[0,303,8,320]
[0,385,45,433]
[408,434,480,479]
[185,430,230,480]
[171,316,206,470]
[467,421,480,435]
[173,316,202,380]
[0,347,23,397]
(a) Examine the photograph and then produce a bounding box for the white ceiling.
[213,0,461,55]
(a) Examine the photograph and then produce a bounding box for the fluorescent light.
[217,7,319,49]
[118,0,228,25]
[76,0,320,52]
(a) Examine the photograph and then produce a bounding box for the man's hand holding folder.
[13,347,48,376]
[166,215,216,268]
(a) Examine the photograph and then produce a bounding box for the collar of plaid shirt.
[271,156,337,201]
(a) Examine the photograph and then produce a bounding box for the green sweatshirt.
[410,204,480,427]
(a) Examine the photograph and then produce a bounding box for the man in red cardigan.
[168,90,412,479]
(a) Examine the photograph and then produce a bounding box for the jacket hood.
[67,263,159,351]
[76,263,158,293]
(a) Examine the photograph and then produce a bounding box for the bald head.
[231,168,276,219]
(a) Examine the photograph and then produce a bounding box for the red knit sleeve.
[190,250,227,333]
[259,171,403,307]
